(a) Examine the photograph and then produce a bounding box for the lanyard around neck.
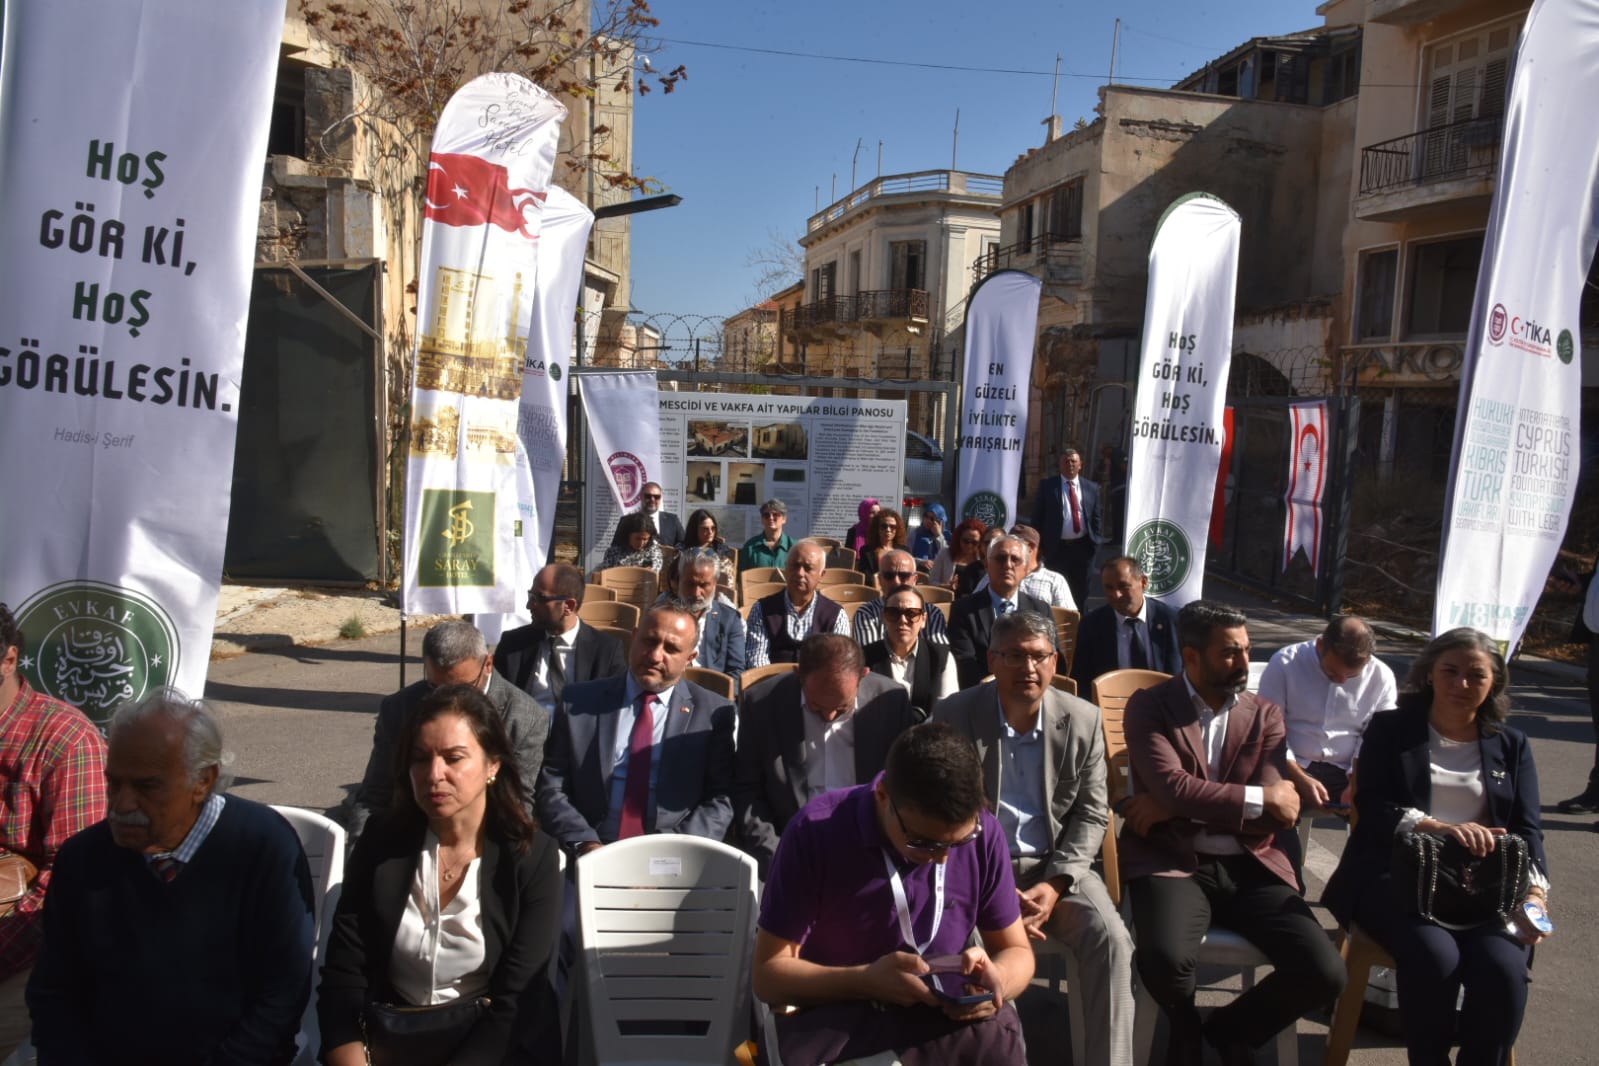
[881,849,945,956]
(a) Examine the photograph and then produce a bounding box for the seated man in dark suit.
[1070,555,1182,691]
[675,547,746,677]
[862,586,957,719]
[609,481,684,547]
[735,634,920,876]
[536,604,736,855]
[496,563,628,711]
[947,535,1056,689]
[349,619,549,841]
[1118,601,1344,1066]
[28,690,314,1065]
[746,539,850,668]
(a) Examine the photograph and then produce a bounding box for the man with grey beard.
[674,547,746,677]
[28,689,314,1064]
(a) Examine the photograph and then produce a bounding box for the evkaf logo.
[1487,302,1553,357]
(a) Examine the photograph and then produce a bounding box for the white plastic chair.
[272,805,346,1066]
[575,836,759,1065]
[1133,926,1299,1066]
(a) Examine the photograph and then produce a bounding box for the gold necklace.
[439,850,476,884]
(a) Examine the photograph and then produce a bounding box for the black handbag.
[1391,830,1531,928]
[361,995,490,1066]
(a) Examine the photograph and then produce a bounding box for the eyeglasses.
[642,492,662,500]
[528,592,570,605]
[890,797,984,855]
[993,554,1027,568]
[881,522,899,530]
[884,607,925,622]
[882,569,917,582]
[995,650,1054,670]
[761,510,782,519]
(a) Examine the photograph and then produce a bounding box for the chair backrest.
[271,805,346,1066]
[808,536,842,549]
[683,666,736,700]
[739,566,783,589]
[1050,674,1078,697]
[821,584,879,604]
[742,581,786,605]
[598,566,658,611]
[816,569,867,587]
[717,581,738,607]
[741,662,798,691]
[577,836,759,1065]
[583,584,618,603]
[932,601,953,625]
[594,624,634,655]
[1091,669,1171,804]
[578,600,642,631]
[1051,606,1082,675]
[839,601,869,627]
[825,546,857,571]
[917,584,955,604]
[657,544,680,569]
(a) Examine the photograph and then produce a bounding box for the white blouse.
[389,832,492,1005]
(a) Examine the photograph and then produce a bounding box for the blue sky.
[625,0,1330,319]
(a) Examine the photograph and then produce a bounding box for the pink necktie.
[618,694,658,839]
[1067,481,1082,535]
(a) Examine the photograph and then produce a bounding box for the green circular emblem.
[1127,520,1194,597]
[961,491,1008,529]
[14,581,180,728]
[549,363,563,381]
[1556,329,1574,365]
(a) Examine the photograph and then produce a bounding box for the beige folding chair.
[741,581,787,606]
[931,601,953,625]
[584,584,618,603]
[596,566,658,612]
[593,624,633,655]
[683,666,736,700]
[1050,674,1079,697]
[739,567,783,595]
[820,584,878,604]
[1091,669,1171,906]
[825,546,857,571]
[808,536,842,549]
[1050,606,1082,675]
[740,662,798,692]
[917,585,955,604]
[816,569,867,587]
[578,600,641,631]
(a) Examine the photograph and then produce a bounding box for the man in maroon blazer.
[1118,601,1344,1066]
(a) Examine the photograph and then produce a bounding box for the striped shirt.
[0,681,107,979]
[146,792,228,870]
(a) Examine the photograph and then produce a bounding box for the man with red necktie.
[534,604,736,856]
[1031,447,1105,609]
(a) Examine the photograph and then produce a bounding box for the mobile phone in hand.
[922,972,994,1006]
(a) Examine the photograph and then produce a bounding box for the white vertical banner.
[1435,0,1599,647]
[0,0,284,725]
[400,74,565,616]
[1124,193,1240,608]
[1283,400,1329,572]
[580,370,662,511]
[955,270,1041,530]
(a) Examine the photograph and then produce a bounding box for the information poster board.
[583,391,906,571]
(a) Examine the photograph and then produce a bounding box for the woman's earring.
[487,774,497,785]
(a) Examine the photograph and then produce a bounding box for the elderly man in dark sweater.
[28,689,314,1065]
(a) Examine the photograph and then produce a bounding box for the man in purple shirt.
[753,722,1035,1065]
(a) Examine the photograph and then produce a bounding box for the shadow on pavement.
[206,681,380,715]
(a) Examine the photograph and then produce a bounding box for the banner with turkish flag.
[1283,401,1328,572]
[401,74,564,615]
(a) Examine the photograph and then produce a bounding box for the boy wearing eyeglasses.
[752,723,1033,1065]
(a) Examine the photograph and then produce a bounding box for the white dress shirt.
[390,831,491,1006]
[799,694,857,801]
[1182,675,1263,857]
[1059,477,1088,540]
[527,620,584,712]
[1115,600,1150,671]
[1256,639,1397,771]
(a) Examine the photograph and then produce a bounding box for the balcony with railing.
[806,170,1004,234]
[972,232,1085,286]
[1355,116,1502,221]
[779,288,930,340]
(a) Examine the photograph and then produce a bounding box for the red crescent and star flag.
[1283,400,1328,572]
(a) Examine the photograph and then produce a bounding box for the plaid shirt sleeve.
[0,707,107,980]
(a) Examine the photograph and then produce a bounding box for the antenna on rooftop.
[952,109,960,170]
[1108,18,1122,85]
[1051,53,1061,115]
[851,137,863,192]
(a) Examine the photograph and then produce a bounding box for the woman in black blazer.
[1322,628,1549,1066]
[319,684,563,1065]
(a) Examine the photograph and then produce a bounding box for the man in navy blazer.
[1071,556,1182,691]
[495,564,628,711]
[609,481,685,547]
[1029,447,1104,608]
[947,535,1058,689]
[676,547,746,677]
[535,604,736,855]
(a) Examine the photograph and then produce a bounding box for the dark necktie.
[618,694,658,839]
[1126,617,1149,670]
[545,639,566,703]
[1067,481,1083,535]
[150,855,183,882]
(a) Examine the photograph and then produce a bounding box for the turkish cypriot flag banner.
[1435,0,1599,649]
[955,270,1041,531]
[1124,193,1240,608]
[401,74,565,616]
[0,0,284,725]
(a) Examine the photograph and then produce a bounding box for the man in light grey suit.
[933,609,1134,1066]
[535,604,736,856]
